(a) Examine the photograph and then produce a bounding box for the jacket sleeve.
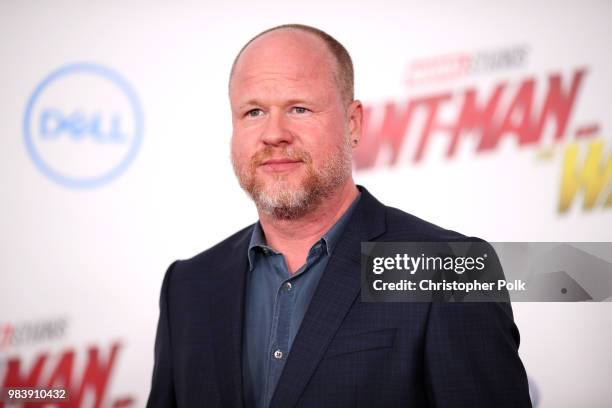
[424,301,532,407]
[146,261,178,408]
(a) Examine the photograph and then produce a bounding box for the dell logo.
[23,63,143,188]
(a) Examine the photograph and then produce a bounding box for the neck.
[257,181,359,273]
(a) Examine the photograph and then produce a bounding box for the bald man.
[146,24,532,408]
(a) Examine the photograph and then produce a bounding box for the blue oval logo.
[23,63,143,188]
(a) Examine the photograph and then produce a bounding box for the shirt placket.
[263,257,296,407]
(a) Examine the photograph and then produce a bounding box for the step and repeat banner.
[1,1,610,407]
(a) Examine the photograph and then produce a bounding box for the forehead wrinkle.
[235,74,304,99]
[238,51,334,81]
[239,72,330,92]
[232,68,336,106]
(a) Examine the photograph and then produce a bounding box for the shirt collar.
[320,192,361,255]
[247,192,361,271]
[247,222,271,271]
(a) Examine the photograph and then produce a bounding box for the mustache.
[251,147,312,166]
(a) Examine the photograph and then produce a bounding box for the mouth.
[259,158,303,172]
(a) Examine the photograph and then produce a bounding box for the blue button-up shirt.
[242,195,360,408]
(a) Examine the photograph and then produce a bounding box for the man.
[147,24,532,407]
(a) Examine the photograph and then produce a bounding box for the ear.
[347,100,363,147]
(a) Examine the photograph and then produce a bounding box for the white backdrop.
[1,0,611,407]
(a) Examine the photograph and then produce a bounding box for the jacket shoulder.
[170,223,254,278]
[382,205,471,242]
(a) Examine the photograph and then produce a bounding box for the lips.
[259,158,303,172]
[261,158,301,165]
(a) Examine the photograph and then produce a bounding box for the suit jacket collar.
[207,185,387,408]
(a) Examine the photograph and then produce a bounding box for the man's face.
[229,29,356,219]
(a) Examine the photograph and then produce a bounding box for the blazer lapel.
[208,227,253,408]
[269,188,386,408]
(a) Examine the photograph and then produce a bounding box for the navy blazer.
[147,187,532,407]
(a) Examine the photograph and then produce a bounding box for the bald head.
[229,24,354,105]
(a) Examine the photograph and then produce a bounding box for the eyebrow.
[237,98,313,110]
[237,100,261,110]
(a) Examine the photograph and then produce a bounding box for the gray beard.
[232,142,352,220]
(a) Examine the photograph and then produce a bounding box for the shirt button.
[262,248,270,255]
[273,349,283,359]
[283,282,293,292]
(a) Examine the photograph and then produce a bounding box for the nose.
[261,110,294,146]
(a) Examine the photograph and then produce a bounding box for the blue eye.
[292,107,309,114]
[246,109,263,117]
